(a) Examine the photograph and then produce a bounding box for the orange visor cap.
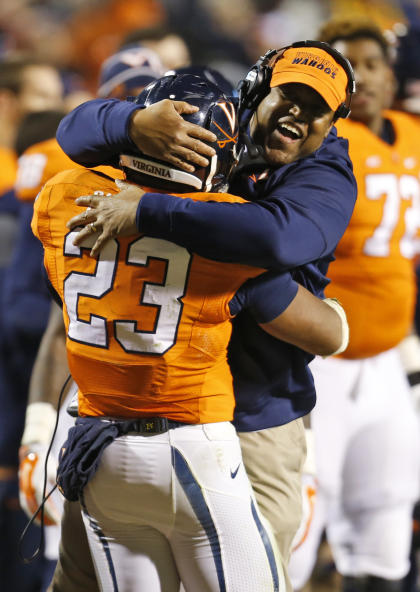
[270,46,348,112]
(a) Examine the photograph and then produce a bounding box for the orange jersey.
[0,146,17,195]
[327,111,420,358]
[16,137,123,202]
[32,168,263,423]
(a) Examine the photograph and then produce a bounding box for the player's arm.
[56,97,216,172]
[230,271,348,357]
[261,288,347,356]
[26,299,68,406]
[19,300,69,525]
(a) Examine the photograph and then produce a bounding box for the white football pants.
[289,348,420,589]
[81,421,284,592]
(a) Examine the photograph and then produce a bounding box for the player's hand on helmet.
[67,180,141,258]
[19,443,60,526]
[129,99,217,172]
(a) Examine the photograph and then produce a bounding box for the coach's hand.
[67,180,143,258]
[129,99,217,172]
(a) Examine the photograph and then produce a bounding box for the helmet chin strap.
[203,154,217,192]
[119,154,203,190]
[241,129,262,160]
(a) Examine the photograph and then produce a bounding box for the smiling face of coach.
[249,44,351,166]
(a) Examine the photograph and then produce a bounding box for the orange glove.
[18,402,60,526]
[19,443,60,526]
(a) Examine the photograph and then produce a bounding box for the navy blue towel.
[57,417,122,501]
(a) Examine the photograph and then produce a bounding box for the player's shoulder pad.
[383,108,420,130]
[334,117,370,141]
[36,168,118,221]
[43,167,117,193]
[17,138,82,202]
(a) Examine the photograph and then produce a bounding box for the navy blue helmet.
[166,65,236,98]
[120,73,239,193]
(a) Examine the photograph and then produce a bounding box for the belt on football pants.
[103,417,190,435]
[57,416,191,501]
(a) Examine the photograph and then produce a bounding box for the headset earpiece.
[335,103,351,120]
[238,49,279,113]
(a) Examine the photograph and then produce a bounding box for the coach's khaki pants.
[239,419,306,592]
[50,418,305,592]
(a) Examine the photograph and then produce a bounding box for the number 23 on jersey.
[63,229,192,355]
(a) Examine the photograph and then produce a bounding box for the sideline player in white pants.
[289,18,420,592]
[290,351,420,588]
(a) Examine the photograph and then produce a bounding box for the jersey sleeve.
[56,98,141,168]
[229,270,299,322]
[31,181,56,266]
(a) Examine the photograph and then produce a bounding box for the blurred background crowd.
[3,0,420,591]
[1,0,420,102]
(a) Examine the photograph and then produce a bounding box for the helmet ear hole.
[121,74,239,193]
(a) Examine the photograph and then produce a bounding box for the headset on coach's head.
[237,40,356,123]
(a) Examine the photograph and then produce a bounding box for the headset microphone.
[241,130,262,159]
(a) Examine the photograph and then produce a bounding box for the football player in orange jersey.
[17,46,180,535]
[12,110,88,586]
[32,73,349,592]
[287,18,420,592]
[15,45,165,590]
[0,57,64,592]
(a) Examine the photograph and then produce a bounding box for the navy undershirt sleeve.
[56,99,140,168]
[229,270,299,323]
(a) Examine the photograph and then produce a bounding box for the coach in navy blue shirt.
[57,42,356,590]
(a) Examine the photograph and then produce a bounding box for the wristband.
[323,297,349,357]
